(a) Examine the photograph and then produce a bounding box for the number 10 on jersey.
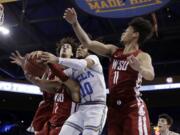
[80,82,93,97]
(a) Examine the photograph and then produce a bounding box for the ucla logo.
[75,0,170,18]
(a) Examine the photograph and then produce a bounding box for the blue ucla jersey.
[64,55,106,103]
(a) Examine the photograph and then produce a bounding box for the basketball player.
[10,50,54,133]
[157,114,180,135]
[40,44,108,135]
[63,8,155,135]
[10,37,80,135]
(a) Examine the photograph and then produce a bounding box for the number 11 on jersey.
[113,71,119,84]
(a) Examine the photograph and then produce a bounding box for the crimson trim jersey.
[49,84,76,127]
[48,64,76,127]
[32,64,76,133]
[108,48,142,103]
[107,48,151,135]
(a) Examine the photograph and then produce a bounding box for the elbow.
[71,86,80,103]
[72,96,80,103]
[72,93,80,103]
[145,73,155,81]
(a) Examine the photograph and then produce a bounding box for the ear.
[133,31,139,38]
[167,124,171,129]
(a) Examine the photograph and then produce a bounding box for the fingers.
[9,52,18,63]
[127,55,137,63]
[29,52,37,59]
[34,76,41,81]
[72,8,76,15]
[28,51,42,60]
[15,50,22,57]
[9,56,16,61]
[41,72,48,80]
[63,8,75,18]
[127,55,133,64]
[11,52,17,58]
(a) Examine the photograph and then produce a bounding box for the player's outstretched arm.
[41,52,94,71]
[63,8,118,57]
[24,73,61,93]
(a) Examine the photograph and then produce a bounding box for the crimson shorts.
[108,98,151,135]
[32,100,54,131]
[35,122,61,135]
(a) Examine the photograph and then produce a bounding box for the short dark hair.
[56,37,78,57]
[129,17,153,44]
[159,113,173,126]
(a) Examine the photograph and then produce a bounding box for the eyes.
[78,45,85,49]
[62,44,72,49]
[158,119,167,124]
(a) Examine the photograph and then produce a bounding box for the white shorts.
[59,104,107,135]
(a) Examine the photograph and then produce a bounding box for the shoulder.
[170,131,180,135]
[85,55,103,72]
[86,54,99,59]
[86,55,100,64]
[110,45,121,54]
[102,43,119,57]
[111,47,123,57]
[137,51,152,61]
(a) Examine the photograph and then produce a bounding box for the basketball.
[23,53,48,77]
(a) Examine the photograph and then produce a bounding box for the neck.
[123,42,139,54]
[160,129,170,135]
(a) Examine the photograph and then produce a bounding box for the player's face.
[157,118,170,132]
[120,26,138,44]
[76,45,88,59]
[59,43,73,58]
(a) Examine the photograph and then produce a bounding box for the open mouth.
[77,52,81,55]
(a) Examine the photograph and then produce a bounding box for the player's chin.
[61,53,67,58]
[120,39,125,44]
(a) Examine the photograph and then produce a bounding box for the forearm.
[35,80,61,93]
[72,21,116,57]
[58,58,87,70]
[72,20,91,46]
[151,13,158,25]
[63,79,80,103]
[42,80,62,88]
[40,87,57,94]
[48,64,69,82]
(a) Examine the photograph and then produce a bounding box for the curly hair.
[129,17,153,45]
[56,37,78,57]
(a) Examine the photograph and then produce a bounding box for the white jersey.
[64,55,106,103]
